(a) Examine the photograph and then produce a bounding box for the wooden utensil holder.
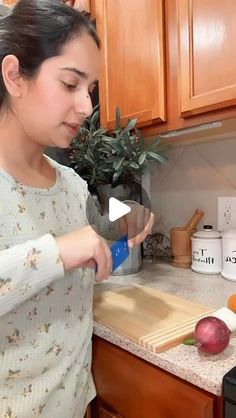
[170,227,196,268]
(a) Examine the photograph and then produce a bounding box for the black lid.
[203,225,213,230]
[223,366,236,402]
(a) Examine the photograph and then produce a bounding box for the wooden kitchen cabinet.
[90,0,236,140]
[91,336,223,418]
[91,0,166,130]
[95,402,123,418]
[178,0,236,117]
[142,0,236,139]
[7,1,236,138]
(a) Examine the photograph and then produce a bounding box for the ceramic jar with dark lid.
[221,229,236,281]
[191,225,222,274]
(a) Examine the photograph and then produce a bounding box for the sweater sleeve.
[0,233,64,317]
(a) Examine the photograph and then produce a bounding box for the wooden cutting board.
[93,285,214,353]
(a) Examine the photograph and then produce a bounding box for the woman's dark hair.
[0,0,100,111]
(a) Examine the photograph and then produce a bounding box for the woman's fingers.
[125,204,154,248]
[94,242,112,282]
[62,0,75,6]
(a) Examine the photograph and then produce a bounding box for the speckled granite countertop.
[93,261,236,396]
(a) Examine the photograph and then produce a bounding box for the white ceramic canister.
[221,229,236,281]
[191,225,222,274]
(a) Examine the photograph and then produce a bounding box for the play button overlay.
[108,197,131,222]
[85,180,151,240]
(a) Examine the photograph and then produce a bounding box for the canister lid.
[192,225,221,239]
[222,228,236,238]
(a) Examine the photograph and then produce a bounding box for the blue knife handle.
[95,234,129,273]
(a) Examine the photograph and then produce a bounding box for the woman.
[0,1,154,417]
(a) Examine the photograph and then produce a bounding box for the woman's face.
[14,32,100,148]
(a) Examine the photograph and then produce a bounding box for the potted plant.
[69,106,168,209]
[69,106,168,275]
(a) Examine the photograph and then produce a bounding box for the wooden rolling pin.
[185,209,204,231]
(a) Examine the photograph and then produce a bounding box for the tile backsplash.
[150,137,236,238]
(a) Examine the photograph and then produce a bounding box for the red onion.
[194,316,231,354]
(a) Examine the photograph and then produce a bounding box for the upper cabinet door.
[93,0,166,129]
[178,0,236,116]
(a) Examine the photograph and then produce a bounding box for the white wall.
[150,137,236,237]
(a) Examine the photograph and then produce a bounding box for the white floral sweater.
[0,158,111,418]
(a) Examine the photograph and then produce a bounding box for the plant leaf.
[147,151,168,164]
[115,107,121,129]
[183,338,196,346]
[123,118,137,132]
[138,152,147,165]
[114,157,125,171]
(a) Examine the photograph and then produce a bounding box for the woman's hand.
[56,225,112,281]
[118,202,155,248]
[62,1,87,10]
[62,0,82,8]
[62,0,75,6]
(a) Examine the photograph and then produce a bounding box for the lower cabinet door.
[92,337,222,418]
[96,403,123,418]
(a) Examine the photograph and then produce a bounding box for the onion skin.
[194,316,231,354]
